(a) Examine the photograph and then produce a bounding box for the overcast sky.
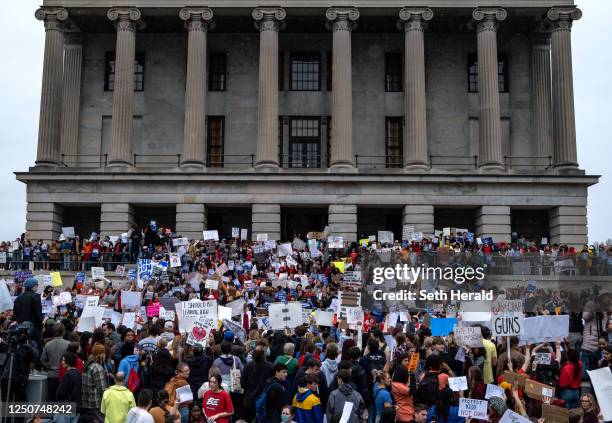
[0,1,609,243]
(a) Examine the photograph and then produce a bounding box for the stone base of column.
[549,206,587,248]
[26,203,63,243]
[254,162,280,172]
[107,159,132,169]
[34,161,60,168]
[402,205,434,233]
[553,164,582,175]
[252,204,281,241]
[328,204,357,242]
[403,163,429,173]
[475,205,511,243]
[328,164,356,174]
[176,204,207,240]
[478,163,505,173]
[180,162,206,172]
[100,203,135,237]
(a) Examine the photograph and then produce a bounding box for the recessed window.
[279,52,285,91]
[104,52,145,92]
[207,116,225,167]
[326,51,333,91]
[209,52,227,91]
[289,117,321,168]
[290,53,321,91]
[385,53,402,92]
[386,117,403,168]
[468,52,509,93]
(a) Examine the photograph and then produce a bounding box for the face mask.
[281,415,290,423]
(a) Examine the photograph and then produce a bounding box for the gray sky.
[0,1,609,243]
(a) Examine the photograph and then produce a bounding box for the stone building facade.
[17,0,598,246]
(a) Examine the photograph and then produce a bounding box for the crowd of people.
[0,224,611,423]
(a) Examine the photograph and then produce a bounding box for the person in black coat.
[349,346,371,408]
[240,346,274,421]
[186,345,212,400]
[265,363,290,423]
[12,278,43,350]
[56,351,81,405]
[292,357,329,410]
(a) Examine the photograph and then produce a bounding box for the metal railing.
[60,154,108,168]
[279,154,323,169]
[133,154,181,167]
[429,155,479,170]
[504,155,553,171]
[206,154,255,168]
[355,155,403,169]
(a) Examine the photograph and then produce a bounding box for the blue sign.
[430,318,458,336]
[138,259,152,281]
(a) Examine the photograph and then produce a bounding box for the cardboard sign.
[449,376,468,392]
[268,302,303,329]
[307,231,324,240]
[524,379,555,400]
[485,383,505,400]
[315,310,334,327]
[454,326,484,348]
[91,267,105,280]
[542,404,569,423]
[203,230,219,241]
[491,298,524,336]
[502,371,528,387]
[458,398,488,420]
[500,410,531,423]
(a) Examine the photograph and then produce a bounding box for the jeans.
[179,405,189,423]
[559,388,580,409]
[54,416,78,423]
[63,253,72,271]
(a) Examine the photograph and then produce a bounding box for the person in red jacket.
[558,349,582,409]
[58,342,84,381]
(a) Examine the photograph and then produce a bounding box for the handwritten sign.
[449,376,468,392]
[458,398,488,420]
[542,404,569,423]
[204,279,219,291]
[91,267,105,280]
[500,410,531,423]
[327,236,344,249]
[203,230,219,241]
[175,299,218,334]
[268,302,303,329]
[485,384,505,400]
[256,233,268,242]
[454,326,484,348]
[115,265,126,276]
[534,353,552,365]
[146,302,161,317]
[491,298,524,336]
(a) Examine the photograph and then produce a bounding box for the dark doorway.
[133,205,176,231]
[357,207,402,241]
[207,207,252,240]
[281,207,328,240]
[434,208,477,232]
[62,205,101,238]
[511,209,550,243]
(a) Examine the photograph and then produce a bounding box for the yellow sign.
[359,238,369,247]
[50,272,63,287]
[332,261,345,273]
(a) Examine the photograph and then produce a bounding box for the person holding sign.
[425,388,464,423]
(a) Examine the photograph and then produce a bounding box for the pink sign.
[146,302,160,317]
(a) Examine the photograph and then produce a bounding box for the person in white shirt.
[126,388,155,423]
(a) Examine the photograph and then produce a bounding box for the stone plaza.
[16,0,598,246]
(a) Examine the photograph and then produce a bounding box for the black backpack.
[416,371,440,406]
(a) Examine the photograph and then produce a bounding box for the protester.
[81,342,108,420]
[126,389,156,423]
[201,374,234,423]
[292,373,324,423]
[101,371,137,423]
[326,369,365,423]
[165,362,192,422]
[55,351,82,423]
[41,322,70,400]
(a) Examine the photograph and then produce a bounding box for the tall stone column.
[60,33,83,164]
[326,8,359,170]
[34,8,68,167]
[26,203,63,243]
[100,203,135,237]
[548,206,587,248]
[398,8,433,171]
[107,8,144,167]
[402,205,434,234]
[530,32,553,167]
[472,8,507,171]
[252,7,286,170]
[180,8,213,169]
[547,7,582,172]
[176,204,207,240]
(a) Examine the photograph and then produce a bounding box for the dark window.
[207,116,225,167]
[385,53,402,92]
[209,52,227,91]
[289,117,321,168]
[279,116,284,164]
[104,52,145,92]
[386,117,403,168]
[468,53,509,93]
[326,51,333,91]
[326,116,332,166]
[290,53,321,91]
[279,52,284,91]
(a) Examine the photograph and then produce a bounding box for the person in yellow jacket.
[101,371,136,423]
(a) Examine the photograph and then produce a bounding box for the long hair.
[435,388,455,422]
[566,349,581,379]
[468,365,483,390]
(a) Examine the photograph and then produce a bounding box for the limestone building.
[17,0,598,246]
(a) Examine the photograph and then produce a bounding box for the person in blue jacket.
[426,388,465,423]
[292,373,323,423]
[117,342,141,393]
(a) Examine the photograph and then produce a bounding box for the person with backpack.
[325,369,365,423]
[360,337,387,379]
[348,347,371,410]
[118,342,142,393]
[256,363,289,423]
[417,354,447,407]
[425,387,464,423]
[292,373,324,423]
[241,345,274,421]
[319,343,339,388]
[373,370,394,423]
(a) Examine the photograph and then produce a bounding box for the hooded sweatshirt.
[320,358,339,388]
[118,354,141,392]
[212,354,244,377]
[326,383,365,423]
[292,388,324,423]
[101,384,136,423]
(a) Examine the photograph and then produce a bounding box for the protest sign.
[278,243,293,257]
[268,302,303,329]
[122,312,136,329]
[76,316,95,333]
[175,299,218,334]
[218,305,232,322]
[169,253,181,268]
[226,298,246,316]
[307,232,324,240]
[587,367,612,421]
[328,236,344,249]
[502,371,528,387]
[172,237,189,247]
[342,271,362,289]
[50,272,63,287]
[203,230,219,241]
[377,231,394,245]
[345,307,364,325]
[137,259,152,288]
[176,385,193,403]
[159,296,179,311]
[315,310,334,327]
[520,315,568,343]
[500,410,531,423]
[91,267,105,280]
[292,238,306,251]
[121,291,141,310]
[458,398,488,420]
[111,279,131,290]
[231,227,239,238]
[159,307,176,322]
[491,298,523,336]
[205,279,219,291]
[0,280,13,312]
[240,229,248,240]
[215,263,228,276]
[62,227,75,238]
[146,303,161,317]
[454,326,484,348]
[534,353,552,365]
[541,404,569,423]
[402,225,414,241]
[430,318,458,336]
[449,376,468,392]
[115,265,126,276]
[524,379,555,400]
[256,233,268,241]
[485,384,505,400]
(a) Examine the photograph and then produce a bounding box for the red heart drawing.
[192,327,207,341]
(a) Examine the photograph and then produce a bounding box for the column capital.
[472,7,507,33]
[398,7,433,32]
[179,7,214,32]
[35,8,68,31]
[252,7,286,32]
[326,7,360,32]
[107,7,145,32]
[547,7,582,31]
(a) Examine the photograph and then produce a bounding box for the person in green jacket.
[101,371,136,423]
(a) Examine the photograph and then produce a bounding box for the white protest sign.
[485,383,506,400]
[520,315,569,343]
[256,233,268,242]
[205,279,219,291]
[240,229,248,240]
[268,302,303,329]
[0,280,14,312]
[454,326,484,348]
[328,236,344,249]
[226,298,246,316]
[587,367,612,421]
[91,267,105,280]
[203,230,219,241]
[491,298,524,336]
[115,265,126,276]
[175,299,218,334]
[218,305,232,322]
[499,409,531,423]
[176,385,193,403]
[278,243,293,257]
[159,307,176,322]
[230,227,239,238]
[172,237,189,247]
[122,312,136,329]
[121,291,141,310]
[449,376,469,392]
[62,227,75,238]
[345,307,364,325]
[58,291,72,306]
[315,310,335,327]
[534,353,552,365]
[169,253,181,268]
[377,231,394,245]
[76,316,95,333]
[458,398,488,420]
[402,225,414,241]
